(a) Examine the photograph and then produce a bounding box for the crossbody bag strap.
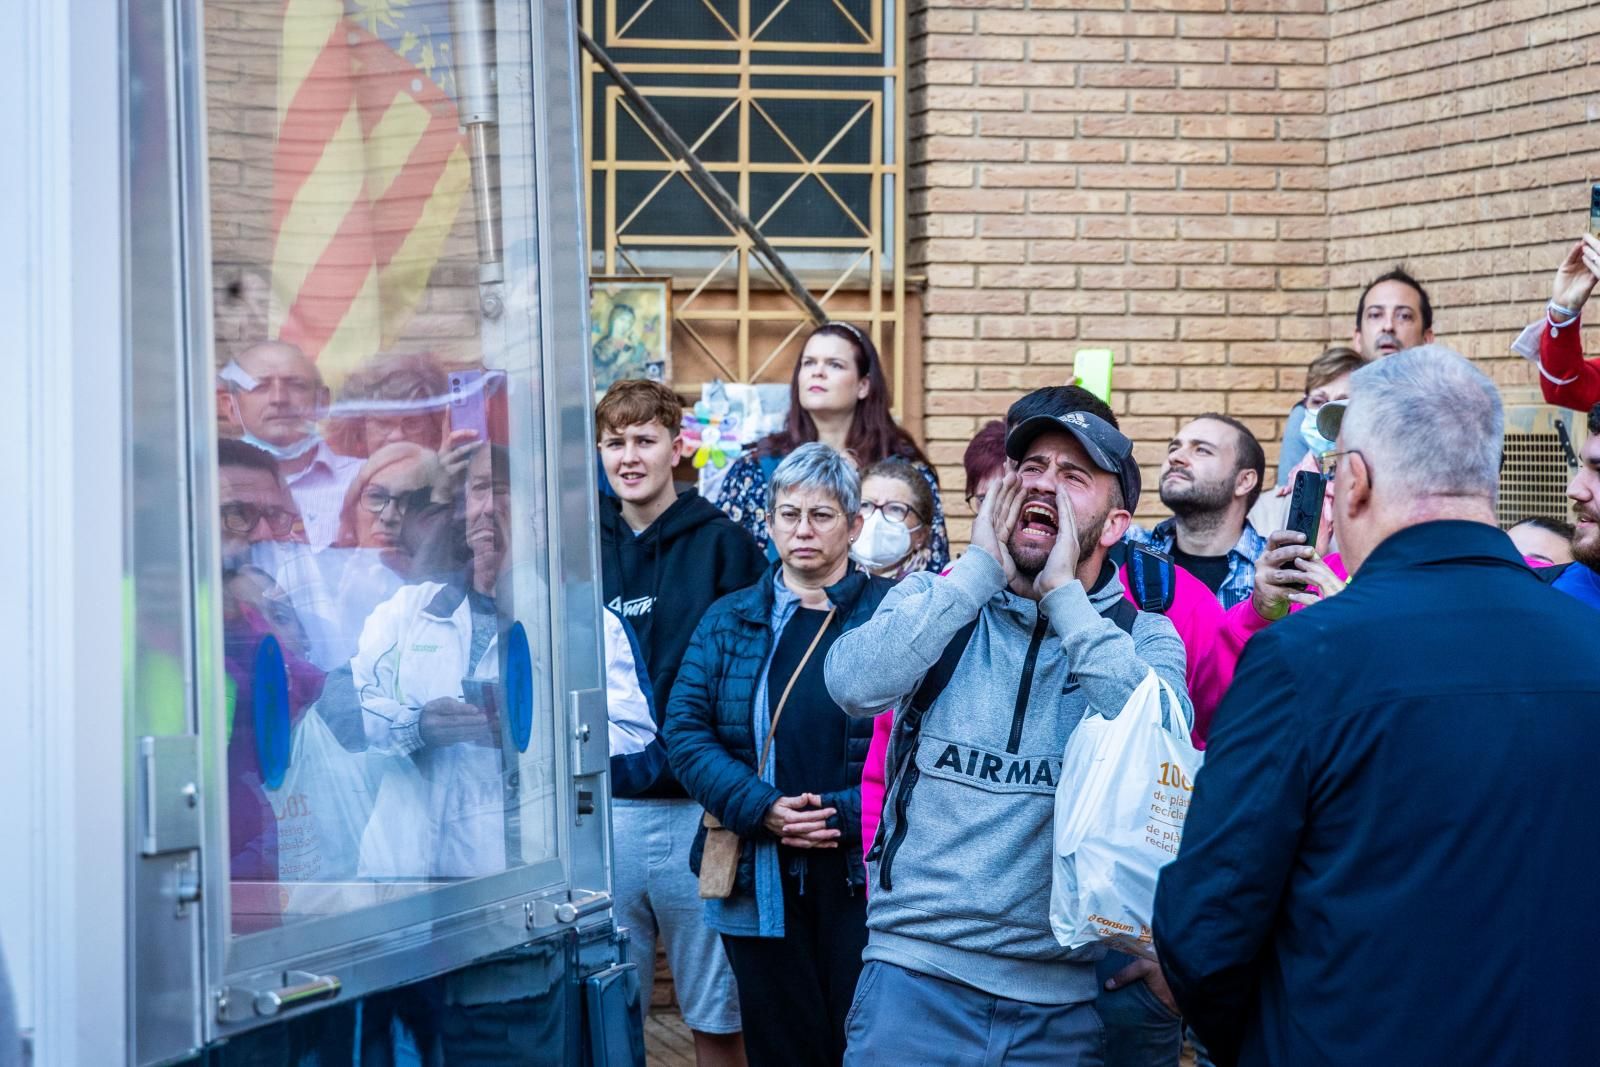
[756,605,838,778]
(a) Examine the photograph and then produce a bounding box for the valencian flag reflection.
[269,0,471,386]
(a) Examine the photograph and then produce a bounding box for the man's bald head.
[224,340,327,448]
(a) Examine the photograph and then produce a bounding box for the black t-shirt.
[767,606,848,798]
[1170,547,1230,595]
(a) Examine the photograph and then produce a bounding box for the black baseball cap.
[1005,410,1141,510]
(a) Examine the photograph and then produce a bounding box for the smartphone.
[448,370,489,442]
[1072,349,1115,404]
[1590,182,1600,237]
[1285,469,1327,551]
[460,678,502,742]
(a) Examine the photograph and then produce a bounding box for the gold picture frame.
[589,275,672,395]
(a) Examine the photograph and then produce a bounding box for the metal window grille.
[580,0,907,403]
[1498,397,1579,529]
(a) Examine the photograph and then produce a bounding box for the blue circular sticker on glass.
[506,622,534,753]
[252,634,292,790]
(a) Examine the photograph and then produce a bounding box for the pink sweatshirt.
[860,560,1242,861]
[1216,551,1351,658]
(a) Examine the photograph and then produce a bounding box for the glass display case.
[113,0,622,1060]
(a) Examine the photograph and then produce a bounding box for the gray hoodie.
[824,547,1191,1006]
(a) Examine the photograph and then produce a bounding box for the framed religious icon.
[589,276,672,394]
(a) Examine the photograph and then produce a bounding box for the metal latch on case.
[217,972,342,1023]
[139,735,201,856]
[526,889,611,929]
[568,688,607,776]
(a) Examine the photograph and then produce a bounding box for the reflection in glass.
[204,0,554,935]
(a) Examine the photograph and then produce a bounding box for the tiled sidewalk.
[643,1010,695,1067]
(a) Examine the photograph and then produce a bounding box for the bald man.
[220,340,360,548]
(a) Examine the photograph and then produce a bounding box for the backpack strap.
[912,585,1138,717]
[909,618,979,717]
[1106,595,1138,636]
[1111,540,1176,614]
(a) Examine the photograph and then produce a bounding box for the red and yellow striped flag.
[270,0,471,385]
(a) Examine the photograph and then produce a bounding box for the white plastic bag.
[1050,669,1200,960]
[268,706,376,886]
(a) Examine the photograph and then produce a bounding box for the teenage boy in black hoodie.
[597,380,765,1067]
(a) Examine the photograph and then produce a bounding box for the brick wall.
[1326,1,1600,393]
[911,0,1600,538]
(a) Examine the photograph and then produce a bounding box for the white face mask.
[239,428,321,462]
[1299,412,1337,458]
[228,394,320,461]
[851,510,913,571]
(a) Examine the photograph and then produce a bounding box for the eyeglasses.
[860,499,923,528]
[220,502,298,537]
[361,486,432,516]
[1318,449,1372,487]
[770,505,843,532]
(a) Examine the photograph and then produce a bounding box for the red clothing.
[1538,315,1600,411]
[859,558,1242,861]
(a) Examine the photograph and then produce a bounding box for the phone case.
[448,370,490,440]
[1285,470,1326,548]
[1072,349,1115,403]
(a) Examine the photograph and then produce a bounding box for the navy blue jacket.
[1154,521,1600,1067]
[663,565,891,896]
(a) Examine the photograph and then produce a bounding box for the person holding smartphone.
[1519,231,1600,412]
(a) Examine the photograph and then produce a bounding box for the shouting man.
[826,391,1192,1064]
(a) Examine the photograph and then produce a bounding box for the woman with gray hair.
[664,443,891,1067]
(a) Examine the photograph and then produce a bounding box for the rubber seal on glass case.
[252,634,292,790]
[506,621,534,753]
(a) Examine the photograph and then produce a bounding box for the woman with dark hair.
[714,321,948,570]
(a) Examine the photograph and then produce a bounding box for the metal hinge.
[173,860,201,917]
[216,972,342,1023]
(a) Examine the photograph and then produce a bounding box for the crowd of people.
[596,248,1600,1067]
[211,236,1600,1065]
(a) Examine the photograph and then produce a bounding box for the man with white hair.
[1153,346,1600,1067]
[219,339,359,548]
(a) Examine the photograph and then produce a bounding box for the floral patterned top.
[714,449,950,573]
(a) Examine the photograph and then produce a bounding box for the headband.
[825,320,868,350]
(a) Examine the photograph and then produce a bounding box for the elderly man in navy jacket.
[1154,346,1600,1067]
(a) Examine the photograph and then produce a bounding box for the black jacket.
[599,488,767,798]
[1154,521,1600,1067]
[663,566,891,896]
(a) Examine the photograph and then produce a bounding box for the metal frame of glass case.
[107,0,616,1060]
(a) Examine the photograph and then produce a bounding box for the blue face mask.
[1299,413,1336,458]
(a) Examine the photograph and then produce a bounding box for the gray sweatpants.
[843,961,1106,1066]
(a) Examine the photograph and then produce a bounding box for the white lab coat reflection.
[353,577,517,880]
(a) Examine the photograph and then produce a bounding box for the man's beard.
[1009,509,1108,580]
[1574,509,1600,569]
[1159,471,1234,519]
